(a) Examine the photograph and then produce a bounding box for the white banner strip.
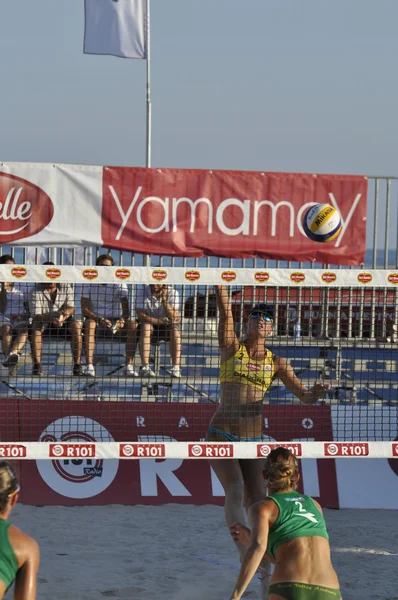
[1,266,398,287]
[1,441,395,460]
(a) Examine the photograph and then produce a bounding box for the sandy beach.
[3,504,398,600]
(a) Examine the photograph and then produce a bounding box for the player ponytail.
[0,462,20,512]
[263,447,299,491]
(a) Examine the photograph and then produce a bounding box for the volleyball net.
[0,264,397,460]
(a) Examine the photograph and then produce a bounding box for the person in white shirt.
[135,284,182,378]
[30,269,83,377]
[0,255,30,373]
[81,254,138,377]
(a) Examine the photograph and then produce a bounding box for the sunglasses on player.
[248,310,274,323]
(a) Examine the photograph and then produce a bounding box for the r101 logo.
[49,444,96,458]
[120,444,165,458]
[188,444,234,458]
[324,442,369,457]
[0,444,26,458]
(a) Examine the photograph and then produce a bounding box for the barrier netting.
[0,265,396,459]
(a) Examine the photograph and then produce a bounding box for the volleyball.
[303,203,342,243]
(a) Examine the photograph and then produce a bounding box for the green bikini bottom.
[269,582,341,600]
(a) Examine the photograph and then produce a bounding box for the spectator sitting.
[81,254,138,377]
[0,255,30,372]
[136,284,181,378]
[30,263,83,376]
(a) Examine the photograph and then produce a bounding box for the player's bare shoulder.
[249,497,278,520]
[8,525,40,566]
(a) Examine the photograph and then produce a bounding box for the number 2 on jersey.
[294,501,319,524]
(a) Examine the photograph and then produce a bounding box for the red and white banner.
[2,400,338,507]
[0,164,367,265]
[1,401,397,508]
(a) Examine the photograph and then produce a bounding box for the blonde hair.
[0,462,19,512]
[263,447,299,492]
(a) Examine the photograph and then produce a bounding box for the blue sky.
[1,0,398,177]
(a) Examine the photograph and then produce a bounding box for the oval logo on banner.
[254,271,270,283]
[115,268,130,280]
[321,272,337,284]
[45,267,61,280]
[36,417,118,499]
[388,273,398,285]
[10,266,27,279]
[82,268,98,281]
[0,172,54,242]
[357,273,372,284]
[185,270,200,282]
[152,269,167,281]
[290,272,305,284]
[221,271,236,283]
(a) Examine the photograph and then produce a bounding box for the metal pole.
[145,0,152,168]
[143,0,152,268]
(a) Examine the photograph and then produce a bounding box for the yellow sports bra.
[220,344,275,392]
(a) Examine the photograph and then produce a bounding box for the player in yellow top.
[206,285,328,598]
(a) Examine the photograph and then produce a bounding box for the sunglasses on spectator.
[248,311,274,322]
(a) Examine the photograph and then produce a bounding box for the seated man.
[135,284,181,378]
[29,277,83,376]
[0,255,30,372]
[81,254,138,377]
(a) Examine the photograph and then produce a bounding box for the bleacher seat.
[0,337,395,405]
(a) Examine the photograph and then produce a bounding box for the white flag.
[84,0,147,59]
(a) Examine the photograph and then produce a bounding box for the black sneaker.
[73,364,83,376]
[2,353,19,368]
[32,363,42,377]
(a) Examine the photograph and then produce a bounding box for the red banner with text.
[0,400,338,508]
[1,401,396,509]
[0,164,367,265]
[102,168,367,265]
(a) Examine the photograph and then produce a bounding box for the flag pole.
[144,0,152,268]
[145,0,152,168]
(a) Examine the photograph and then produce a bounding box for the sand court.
[3,504,398,600]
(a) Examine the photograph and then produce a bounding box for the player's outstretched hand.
[230,522,251,547]
[305,382,329,403]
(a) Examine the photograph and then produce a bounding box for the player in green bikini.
[228,447,341,600]
[0,462,40,599]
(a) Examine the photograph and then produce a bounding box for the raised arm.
[215,285,239,357]
[274,356,329,404]
[229,503,270,600]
